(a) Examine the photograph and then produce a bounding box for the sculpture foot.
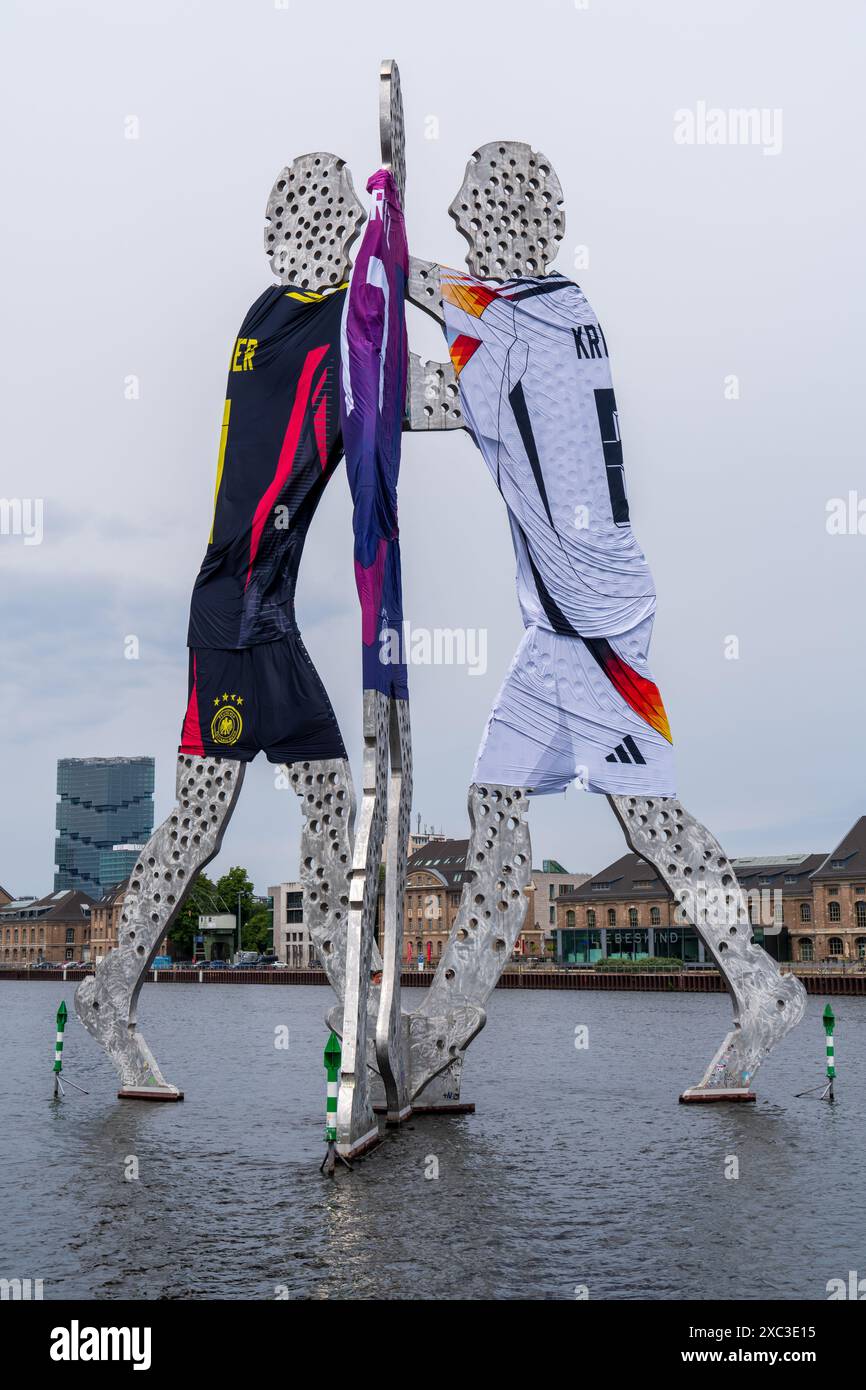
[335,1076,381,1159]
[75,755,245,1098]
[680,1086,756,1104]
[410,1055,475,1113]
[75,974,181,1096]
[117,1085,184,1102]
[610,794,808,1097]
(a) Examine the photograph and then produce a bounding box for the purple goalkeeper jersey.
[339,168,409,700]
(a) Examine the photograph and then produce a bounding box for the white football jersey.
[441,268,675,796]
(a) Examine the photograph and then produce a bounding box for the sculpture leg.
[334,692,389,1156]
[75,754,245,1098]
[408,783,531,1108]
[375,697,413,1122]
[609,794,807,1098]
[284,757,367,994]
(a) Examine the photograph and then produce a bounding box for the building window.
[857,937,866,960]
[828,886,839,895]
[566,910,575,929]
[799,938,814,962]
[628,907,638,929]
[650,906,661,926]
[856,902,866,930]
[65,928,75,944]
[800,902,811,923]
[586,909,596,929]
[828,901,841,923]
[828,937,844,958]
[607,909,616,927]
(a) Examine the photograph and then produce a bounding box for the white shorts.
[473,624,676,797]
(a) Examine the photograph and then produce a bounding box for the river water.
[1,981,863,1300]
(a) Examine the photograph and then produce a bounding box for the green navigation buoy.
[320,1031,351,1175]
[53,1000,68,1097]
[822,1003,836,1101]
[324,1031,341,1143]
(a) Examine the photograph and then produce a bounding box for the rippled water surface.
[1,981,863,1300]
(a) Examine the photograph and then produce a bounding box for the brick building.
[556,815,866,966]
[89,883,127,964]
[394,838,539,964]
[0,889,94,963]
[792,817,866,964]
[556,853,693,963]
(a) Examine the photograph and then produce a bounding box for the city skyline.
[7,754,866,916]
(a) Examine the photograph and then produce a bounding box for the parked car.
[205,959,229,970]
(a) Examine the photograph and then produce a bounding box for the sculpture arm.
[404,255,464,432]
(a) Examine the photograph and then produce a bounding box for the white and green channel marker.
[324,1031,341,1142]
[823,1003,836,1082]
[54,999,68,1095]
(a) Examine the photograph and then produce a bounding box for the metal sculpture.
[76,59,805,1141]
[75,156,371,1098]
[404,139,806,1104]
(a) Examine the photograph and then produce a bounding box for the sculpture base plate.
[404,1101,475,1114]
[370,1104,413,1125]
[118,1087,184,1102]
[679,1088,756,1104]
[336,1124,381,1160]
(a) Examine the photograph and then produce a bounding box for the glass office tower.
[54,758,155,893]
[97,843,146,890]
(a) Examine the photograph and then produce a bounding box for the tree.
[167,872,216,959]
[243,905,273,954]
[166,866,266,959]
[215,867,256,933]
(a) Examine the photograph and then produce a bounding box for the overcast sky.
[1,0,864,898]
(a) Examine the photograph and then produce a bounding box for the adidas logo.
[605,734,646,765]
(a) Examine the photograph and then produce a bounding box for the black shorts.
[179,635,346,764]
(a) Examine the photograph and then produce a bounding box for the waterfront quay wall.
[3,967,865,996]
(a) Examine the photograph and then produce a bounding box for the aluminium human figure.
[75,154,375,1098]
[404,141,805,1103]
